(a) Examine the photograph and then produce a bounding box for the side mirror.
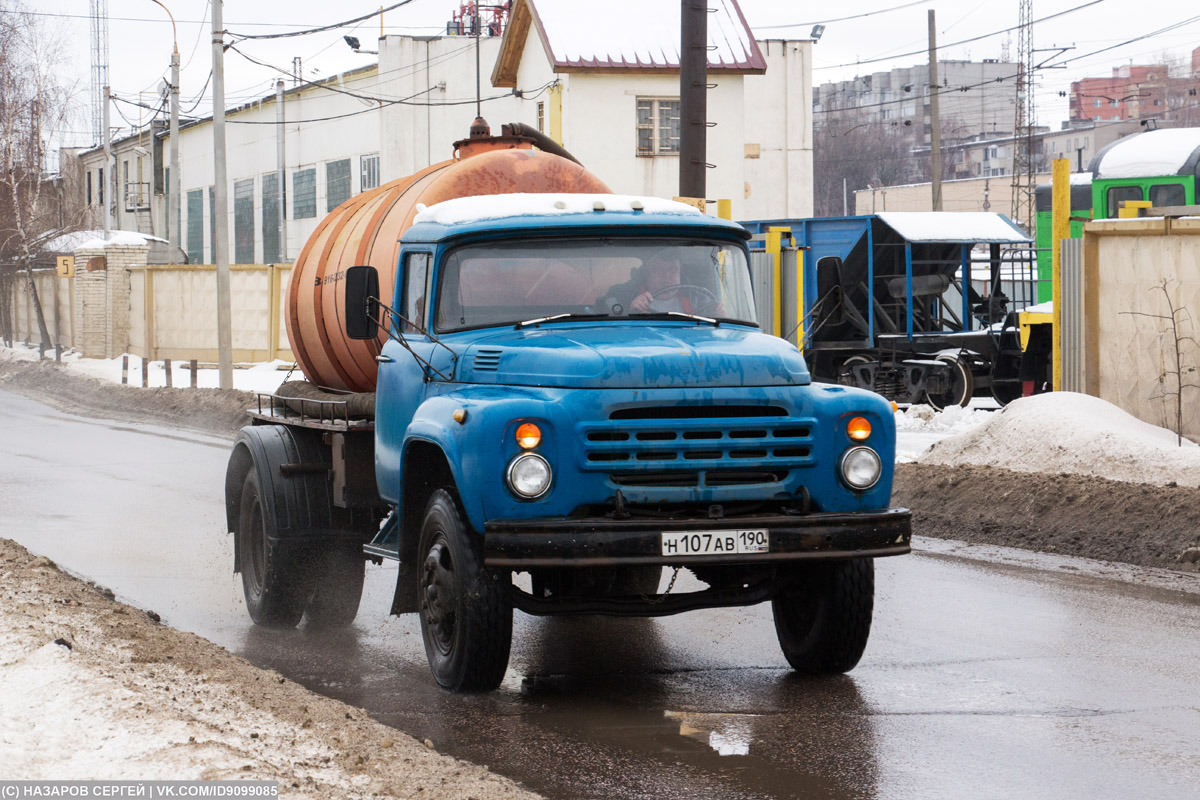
[344,265,380,340]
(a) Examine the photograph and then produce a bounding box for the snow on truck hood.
[456,324,809,389]
[412,194,703,226]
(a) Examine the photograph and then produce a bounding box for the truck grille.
[579,405,816,486]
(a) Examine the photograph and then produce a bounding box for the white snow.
[894,402,998,462]
[414,193,703,226]
[1093,128,1200,179]
[2,344,292,394]
[43,229,165,252]
[876,212,1031,243]
[73,231,153,250]
[918,392,1200,486]
[531,0,759,69]
[1069,173,1093,186]
[1022,300,1053,315]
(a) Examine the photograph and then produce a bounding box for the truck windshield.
[434,239,757,332]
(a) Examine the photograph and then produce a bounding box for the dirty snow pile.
[918,392,1200,487]
[893,403,997,462]
[0,540,539,799]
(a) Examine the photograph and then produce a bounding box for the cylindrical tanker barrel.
[285,140,611,392]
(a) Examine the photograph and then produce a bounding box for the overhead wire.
[226,0,420,41]
[752,0,934,31]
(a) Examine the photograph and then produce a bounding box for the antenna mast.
[90,0,109,146]
[1010,0,1036,231]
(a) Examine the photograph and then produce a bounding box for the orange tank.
[285,132,612,392]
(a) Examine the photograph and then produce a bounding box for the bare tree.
[0,1,82,354]
[1121,280,1199,446]
[813,114,924,217]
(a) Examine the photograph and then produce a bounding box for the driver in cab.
[601,248,713,315]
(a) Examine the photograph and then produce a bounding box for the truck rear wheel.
[418,489,513,692]
[238,469,309,628]
[772,559,874,674]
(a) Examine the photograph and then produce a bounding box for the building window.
[234,178,255,264]
[87,171,93,206]
[186,189,204,264]
[360,154,380,192]
[537,102,545,132]
[293,168,316,219]
[262,173,281,264]
[98,168,104,206]
[1093,98,1103,108]
[326,158,352,211]
[636,98,680,156]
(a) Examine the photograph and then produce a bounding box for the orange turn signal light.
[515,422,542,449]
[847,416,872,441]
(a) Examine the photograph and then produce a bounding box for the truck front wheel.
[772,559,874,674]
[418,489,513,692]
[238,469,309,628]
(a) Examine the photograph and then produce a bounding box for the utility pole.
[103,85,112,239]
[928,9,943,211]
[276,79,287,262]
[151,0,181,259]
[679,0,708,201]
[212,0,233,389]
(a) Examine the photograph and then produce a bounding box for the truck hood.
[456,324,810,388]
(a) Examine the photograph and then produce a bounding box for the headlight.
[506,453,552,499]
[839,446,882,491]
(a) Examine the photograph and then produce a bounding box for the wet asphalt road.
[2,388,1199,800]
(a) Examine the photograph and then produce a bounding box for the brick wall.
[71,244,147,358]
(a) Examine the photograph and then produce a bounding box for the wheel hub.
[421,539,456,655]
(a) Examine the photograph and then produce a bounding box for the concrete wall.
[742,40,814,219]
[5,271,73,350]
[855,172,1053,214]
[1083,218,1200,441]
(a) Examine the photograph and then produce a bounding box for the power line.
[753,0,933,31]
[812,0,1107,72]
[227,0,420,41]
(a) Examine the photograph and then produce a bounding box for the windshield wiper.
[515,312,610,329]
[665,311,719,326]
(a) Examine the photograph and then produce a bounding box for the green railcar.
[1033,127,1200,302]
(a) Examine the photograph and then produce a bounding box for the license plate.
[660,529,769,557]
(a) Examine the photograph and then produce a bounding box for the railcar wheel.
[773,559,875,674]
[418,489,513,692]
[924,355,973,410]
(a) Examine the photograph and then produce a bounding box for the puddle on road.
[665,710,758,756]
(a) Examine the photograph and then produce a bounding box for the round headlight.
[507,453,552,499]
[839,446,882,491]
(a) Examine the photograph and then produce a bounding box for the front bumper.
[483,509,911,567]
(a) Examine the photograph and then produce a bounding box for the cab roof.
[403,193,751,242]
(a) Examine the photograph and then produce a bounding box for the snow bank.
[894,403,997,462]
[413,193,701,226]
[918,392,1200,486]
[1094,128,1200,179]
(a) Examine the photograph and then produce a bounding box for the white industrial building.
[68,0,813,266]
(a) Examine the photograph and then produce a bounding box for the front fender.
[403,386,566,533]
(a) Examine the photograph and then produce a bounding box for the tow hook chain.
[644,567,681,604]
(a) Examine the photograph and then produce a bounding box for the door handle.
[375,354,394,363]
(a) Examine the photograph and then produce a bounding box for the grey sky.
[28,0,1200,148]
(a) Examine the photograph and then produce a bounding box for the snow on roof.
[919,392,1200,487]
[876,212,1031,244]
[496,0,765,83]
[43,230,164,252]
[412,193,703,226]
[1070,172,1093,185]
[1093,128,1200,179]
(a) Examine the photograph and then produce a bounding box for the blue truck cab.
[228,193,911,692]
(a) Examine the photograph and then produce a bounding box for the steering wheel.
[649,284,719,314]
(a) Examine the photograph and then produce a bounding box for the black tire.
[238,469,309,628]
[772,559,875,674]
[418,489,513,692]
[304,544,365,628]
[924,355,974,410]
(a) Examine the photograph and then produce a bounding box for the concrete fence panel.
[1084,218,1200,442]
